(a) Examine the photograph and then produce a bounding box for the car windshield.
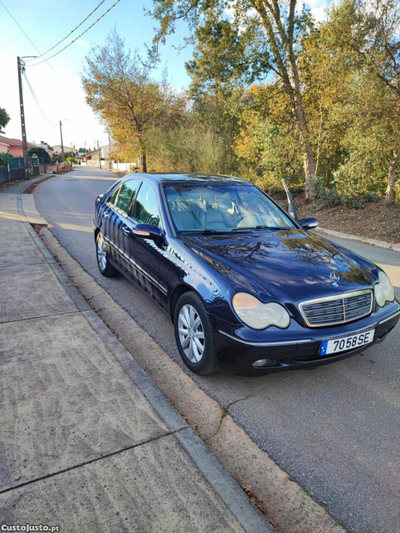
[164,183,296,233]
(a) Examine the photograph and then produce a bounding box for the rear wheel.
[96,232,117,277]
[174,292,218,375]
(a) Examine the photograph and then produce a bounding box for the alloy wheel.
[177,304,205,363]
[97,235,107,271]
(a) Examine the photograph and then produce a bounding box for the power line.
[29,0,121,66]
[0,0,40,54]
[0,0,64,85]
[22,71,57,128]
[27,0,107,61]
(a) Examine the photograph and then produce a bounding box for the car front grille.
[299,289,373,327]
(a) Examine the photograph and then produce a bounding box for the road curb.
[316,227,400,252]
[16,177,275,533]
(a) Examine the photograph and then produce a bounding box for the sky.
[0,0,328,151]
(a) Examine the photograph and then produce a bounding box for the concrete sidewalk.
[0,179,273,533]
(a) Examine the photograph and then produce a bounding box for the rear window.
[114,180,140,215]
[109,186,120,205]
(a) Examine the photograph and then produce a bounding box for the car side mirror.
[132,224,163,240]
[299,217,318,231]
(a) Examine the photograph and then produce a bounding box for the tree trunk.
[290,62,317,200]
[252,2,316,199]
[141,148,147,173]
[385,147,399,204]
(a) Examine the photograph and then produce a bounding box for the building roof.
[0,135,36,149]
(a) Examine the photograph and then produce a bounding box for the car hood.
[181,229,378,304]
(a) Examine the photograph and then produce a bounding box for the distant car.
[93,173,399,376]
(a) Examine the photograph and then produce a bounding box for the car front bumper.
[212,301,400,376]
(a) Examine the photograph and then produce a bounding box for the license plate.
[320,330,375,356]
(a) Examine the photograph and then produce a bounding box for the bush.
[0,152,12,167]
[315,178,364,209]
[363,192,380,203]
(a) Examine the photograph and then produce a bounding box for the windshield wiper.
[178,228,228,235]
[231,225,285,232]
[255,225,285,230]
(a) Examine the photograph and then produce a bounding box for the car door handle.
[103,212,109,219]
[122,225,131,236]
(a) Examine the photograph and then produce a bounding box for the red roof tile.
[0,135,36,149]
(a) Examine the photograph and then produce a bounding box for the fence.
[44,162,72,174]
[0,166,25,185]
[109,161,138,172]
[0,157,60,185]
[83,159,138,172]
[0,157,45,186]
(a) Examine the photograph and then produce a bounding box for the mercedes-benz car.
[93,173,399,376]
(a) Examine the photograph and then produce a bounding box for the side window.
[131,181,160,227]
[109,185,120,205]
[115,180,140,215]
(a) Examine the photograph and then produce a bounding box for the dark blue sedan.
[93,173,400,376]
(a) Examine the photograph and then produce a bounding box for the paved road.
[36,167,400,533]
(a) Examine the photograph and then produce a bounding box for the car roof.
[121,172,249,186]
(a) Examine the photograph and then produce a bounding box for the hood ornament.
[329,271,340,287]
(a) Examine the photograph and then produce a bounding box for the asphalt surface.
[36,166,400,533]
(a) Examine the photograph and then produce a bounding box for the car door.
[109,179,140,271]
[125,180,168,308]
[100,184,121,262]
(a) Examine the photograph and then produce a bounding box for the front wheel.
[174,291,218,375]
[96,232,117,277]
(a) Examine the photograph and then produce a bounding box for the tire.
[96,232,117,277]
[174,291,218,375]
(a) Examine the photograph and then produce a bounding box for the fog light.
[253,359,267,367]
[252,358,280,368]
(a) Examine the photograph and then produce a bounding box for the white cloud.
[76,39,91,48]
[311,5,329,21]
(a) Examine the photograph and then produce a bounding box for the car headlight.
[232,292,290,330]
[374,271,395,308]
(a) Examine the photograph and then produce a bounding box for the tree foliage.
[28,147,50,164]
[81,30,185,172]
[0,107,10,133]
[150,0,320,198]
[82,1,400,205]
[0,152,12,167]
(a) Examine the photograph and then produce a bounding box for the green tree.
[28,147,50,164]
[235,84,303,188]
[0,152,12,166]
[0,107,10,133]
[326,0,400,202]
[150,0,319,198]
[82,30,185,172]
[186,14,267,129]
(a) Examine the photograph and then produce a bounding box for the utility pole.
[17,57,29,179]
[59,120,65,162]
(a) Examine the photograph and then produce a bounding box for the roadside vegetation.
[81,0,400,210]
